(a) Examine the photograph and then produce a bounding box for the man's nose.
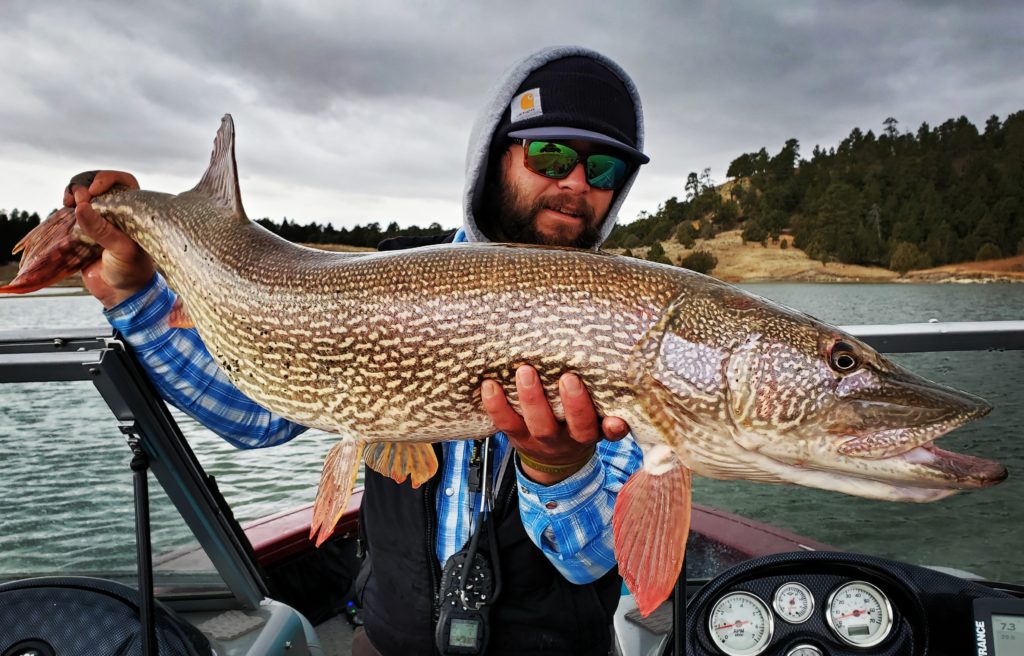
[557,163,591,192]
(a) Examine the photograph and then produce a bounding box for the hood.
[461,46,646,248]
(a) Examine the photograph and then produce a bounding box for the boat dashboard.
[676,550,1024,656]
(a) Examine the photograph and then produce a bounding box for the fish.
[0,115,1007,616]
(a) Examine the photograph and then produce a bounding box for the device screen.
[993,614,1024,656]
[449,618,480,648]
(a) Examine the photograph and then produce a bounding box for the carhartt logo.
[511,88,542,122]
[976,620,988,655]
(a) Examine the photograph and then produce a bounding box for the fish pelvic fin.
[168,296,195,329]
[311,438,364,547]
[190,114,247,220]
[0,207,102,294]
[613,444,692,618]
[363,442,439,488]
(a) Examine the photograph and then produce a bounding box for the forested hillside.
[0,210,43,265]
[606,111,1024,273]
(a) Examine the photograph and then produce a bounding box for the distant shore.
[614,230,1024,284]
[2,232,1021,290]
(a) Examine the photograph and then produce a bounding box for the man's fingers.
[601,416,630,441]
[75,202,136,254]
[481,379,528,439]
[559,373,601,444]
[90,170,139,195]
[64,170,139,208]
[515,365,560,439]
[72,185,93,207]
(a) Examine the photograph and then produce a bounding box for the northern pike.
[1,116,1007,615]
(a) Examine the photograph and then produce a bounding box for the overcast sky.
[2,0,1022,230]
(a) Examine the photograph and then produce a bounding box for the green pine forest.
[604,112,1024,274]
[3,111,1022,274]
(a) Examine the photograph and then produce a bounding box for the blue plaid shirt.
[105,239,642,584]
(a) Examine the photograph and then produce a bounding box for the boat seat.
[0,576,212,656]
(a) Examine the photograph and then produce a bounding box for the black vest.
[358,449,621,656]
[360,234,621,655]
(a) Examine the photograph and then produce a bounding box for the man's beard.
[481,180,604,249]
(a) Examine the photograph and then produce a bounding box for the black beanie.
[492,56,647,162]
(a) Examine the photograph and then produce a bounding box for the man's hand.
[64,171,155,309]
[481,364,630,485]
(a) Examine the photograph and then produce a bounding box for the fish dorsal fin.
[191,114,247,219]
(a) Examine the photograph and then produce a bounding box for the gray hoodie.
[461,46,646,248]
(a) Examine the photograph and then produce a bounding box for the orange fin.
[613,445,692,617]
[168,296,195,328]
[0,207,102,294]
[363,443,438,487]
[310,439,364,547]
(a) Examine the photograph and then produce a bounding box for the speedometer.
[708,591,774,656]
[826,581,893,647]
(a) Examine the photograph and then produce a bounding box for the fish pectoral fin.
[168,296,195,328]
[613,447,692,617]
[363,443,438,488]
[311,438,364,547]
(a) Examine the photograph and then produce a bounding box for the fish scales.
[99,189,689,442]
[2,115,1005,617]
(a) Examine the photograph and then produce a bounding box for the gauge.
[826,580,893,647]
[773,582,814,623]
[708,591,774,656]
[785,645,823,656]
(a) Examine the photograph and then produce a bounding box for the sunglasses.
[521,140,631,190]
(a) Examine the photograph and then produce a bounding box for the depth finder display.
[449,618,480,648]
[993,614,1024,656]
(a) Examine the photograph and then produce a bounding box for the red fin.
[310,439,364,547]
[363,443,438,487]
[0,207,102,294]
[168,296,195,328]
[614,455,692,617]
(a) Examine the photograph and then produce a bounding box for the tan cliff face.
[614,229,1024,284]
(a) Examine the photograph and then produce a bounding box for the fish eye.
[829,341,859,373]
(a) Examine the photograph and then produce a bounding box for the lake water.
[0,283,1021,584]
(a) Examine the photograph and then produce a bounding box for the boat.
[0,320,1022,655]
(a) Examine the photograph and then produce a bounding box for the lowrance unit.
[973,598,1024,656]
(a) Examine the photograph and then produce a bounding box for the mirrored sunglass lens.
[526,141,578,178]
[586,155,628,189]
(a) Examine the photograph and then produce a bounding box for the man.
[67,46,649,655]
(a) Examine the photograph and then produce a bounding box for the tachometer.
[708,591,774,656]
[773,582,814,623]
[826,580,893,647]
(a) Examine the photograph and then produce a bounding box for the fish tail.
[0,207,102,294]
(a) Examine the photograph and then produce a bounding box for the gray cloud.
[1,0,1021,228]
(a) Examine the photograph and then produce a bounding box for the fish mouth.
[840,398,1004,491]
[754,398,1007,501]
[893,441,1007,488]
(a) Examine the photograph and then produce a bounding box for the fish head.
[720,316,1006,501]
[636,285,1006,502]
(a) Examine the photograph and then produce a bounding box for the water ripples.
[1,284,1021,582]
